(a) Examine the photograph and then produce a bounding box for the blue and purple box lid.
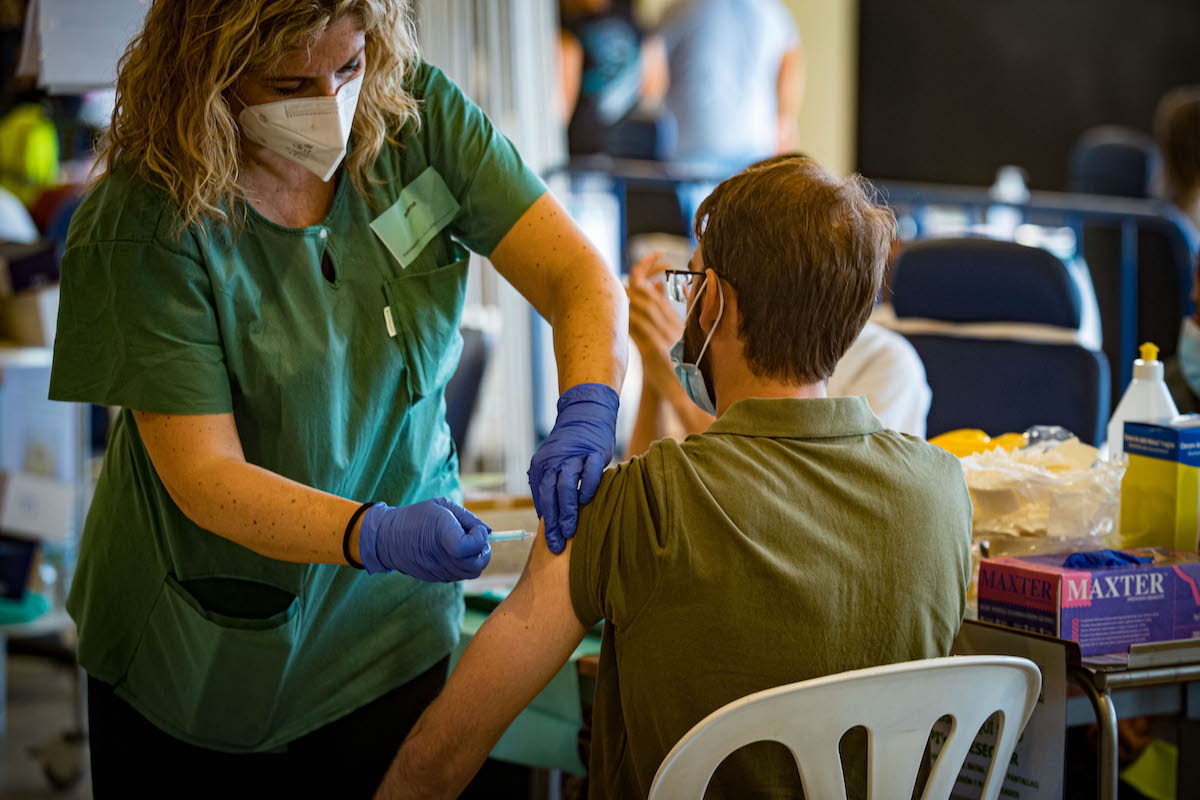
[978,548,1200,655]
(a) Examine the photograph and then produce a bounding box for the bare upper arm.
[133,411,245,507]
[455,522,587,704]
[506,522,587,640]
[488,192,607,322]
[392,522,588,788]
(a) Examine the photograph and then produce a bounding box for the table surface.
[576,653,599,680]
[965,619,1200,673]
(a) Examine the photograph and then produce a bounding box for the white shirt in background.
[616,319,933,448]
[828,321,932,438]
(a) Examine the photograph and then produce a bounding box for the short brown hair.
[693,156,895,384]
[1156,86,1200,205]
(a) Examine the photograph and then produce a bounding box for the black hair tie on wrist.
[343,501,376,570]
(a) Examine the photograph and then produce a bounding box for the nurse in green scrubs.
[47,1,626,795]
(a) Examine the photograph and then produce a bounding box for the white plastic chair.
[648,655,1041,800]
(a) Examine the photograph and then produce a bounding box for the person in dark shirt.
[558,0,669,156]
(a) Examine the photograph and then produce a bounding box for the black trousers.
[87,656,449,799]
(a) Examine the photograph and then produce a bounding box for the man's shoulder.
[603,437,687,491]
[578,438,690,532]
[873,428,963,472]
[870,430,971,511]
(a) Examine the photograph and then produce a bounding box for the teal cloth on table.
[0,592,49,626]
[454,608,602,775]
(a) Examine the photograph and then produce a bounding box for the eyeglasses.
[664,270,706,303]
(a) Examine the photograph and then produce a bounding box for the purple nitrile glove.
[528,383,619,554]
[358,497,492,581]
[1062,549,1154,569]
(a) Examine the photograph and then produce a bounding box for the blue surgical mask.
[669,276,724,415]
[1179,317,1200,397]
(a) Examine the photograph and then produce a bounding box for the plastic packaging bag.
[957,426,1126,609]
[963,426,1123,544]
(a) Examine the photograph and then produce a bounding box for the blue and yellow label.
[1122,417,1200,552]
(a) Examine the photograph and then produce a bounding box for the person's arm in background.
[775,45,805,154]
[557,31,583,125]
[627,254,714,456]
[638,34,670,111]
[627,377,669,459]
[373,524,587,799]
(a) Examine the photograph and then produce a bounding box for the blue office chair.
[608,111,678,162]
[1080,209,1196,390]
[1067,127,1196,390]
[891,238,1110,445]
[1068,126,1158,199]
[1070,124,1190,393]
[444,326,493,458]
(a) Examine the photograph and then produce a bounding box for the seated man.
[376,157,972,799]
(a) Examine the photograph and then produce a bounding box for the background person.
[658,0,804,166]
[1156,85,1200,230]
[1167,255,1200,412]
[1157,89,1200,413]
[48,1,625,795]
[558,0,670,156]
[375,156,971,800]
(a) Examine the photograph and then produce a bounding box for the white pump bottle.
[1104,342,1179,460]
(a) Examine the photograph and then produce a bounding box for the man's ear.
[697,268,725,333]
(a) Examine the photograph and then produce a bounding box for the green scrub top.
[48,62,547,753]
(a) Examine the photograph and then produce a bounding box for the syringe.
[488,529,534,543]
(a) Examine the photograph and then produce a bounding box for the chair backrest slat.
[649,656,1041,800]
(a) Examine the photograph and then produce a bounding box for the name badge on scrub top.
[370,166,461,270]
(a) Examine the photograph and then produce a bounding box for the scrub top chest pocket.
[383,258,468,402]
[371,166,461,271]
[373,168,470,403]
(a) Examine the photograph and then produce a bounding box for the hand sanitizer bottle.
[1104,342,1179,460]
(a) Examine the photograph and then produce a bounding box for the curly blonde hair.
[96,0,420,232]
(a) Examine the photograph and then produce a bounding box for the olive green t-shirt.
[569,397,973,798]
[48,62,546,752]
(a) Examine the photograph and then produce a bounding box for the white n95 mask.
[238,73,363,182]
[669,275,724,416]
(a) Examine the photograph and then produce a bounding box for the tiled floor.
[1,655,90,799]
